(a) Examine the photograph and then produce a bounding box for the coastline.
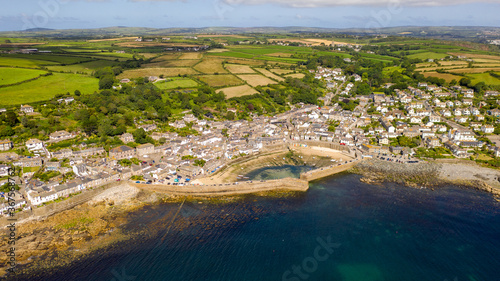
[4,147,500,277]
[351,158,500,198]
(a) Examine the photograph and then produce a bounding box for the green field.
[0,56,59,68]
[407,52,449,60]
[154,78,199,89]
[7,54,93,64]
[0,67,48,86]
[468,72,500,86]
[0,73,98,105]
[46,60,118,74]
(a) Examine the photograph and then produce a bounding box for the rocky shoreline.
[0,182,306,279]
[350,159,500,199]
[0,184,160,279]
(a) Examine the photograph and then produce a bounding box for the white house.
[481,125,495,134]
[25,139,44,151]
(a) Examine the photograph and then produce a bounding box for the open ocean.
[14,168,500,281]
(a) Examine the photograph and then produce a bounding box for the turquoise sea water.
[13,172,500,281]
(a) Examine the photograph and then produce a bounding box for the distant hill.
[1,26,499,41]
[23,28,54,32]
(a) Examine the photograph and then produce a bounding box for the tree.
[194,159,206,167]
[133,128,151,144]
[0,125,14,137]
[226,111,235,120]
[99,76,114,90]
[74,90,81,96]
[356,83,372,96]
[4,111,19,127]
[459,77,471,87]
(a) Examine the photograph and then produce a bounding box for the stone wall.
[291,141,350,152]
[300,160,358,182]
[132,177,309,196]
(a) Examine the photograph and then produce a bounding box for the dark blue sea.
[13,169,500,281]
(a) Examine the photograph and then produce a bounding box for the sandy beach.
[194,146,351,185]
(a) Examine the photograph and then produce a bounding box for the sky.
[0,0,499,31]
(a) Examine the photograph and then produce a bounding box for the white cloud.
[223,0,500,7]
[129,0,500,7]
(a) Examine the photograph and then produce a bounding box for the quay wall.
[300,160,358,182]
[132,177,309,196]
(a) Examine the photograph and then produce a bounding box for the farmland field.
[216,85,258,98]
[139,53,158,59]
[285,73,305,79]
[118,67,200,79]
[179,53,203,60]
[46,60,117,74]
[448,53,500,61]
[151,54,181,62]
[448,67,500,74]
[154,78,199,89]
[266,52,293,57]
[407,52,449,60]
[225,64,255,74]
[423,72,461,82]
[0,56,59,68]
[0,68,48,86]
[197,74,243,87]
[144,60,199,67]
[237,74,277,87]
[271,69,293,75]
[206,49,229,53]
[255,68,285,81]
[223,58,265,66]
[467,73,500,85]
[7,54,93,64]
[0,73,98,105]
[193,59,227,74]
[438,61,468,66]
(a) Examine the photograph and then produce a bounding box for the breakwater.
[132,177,309,196]
[300,160,358,181]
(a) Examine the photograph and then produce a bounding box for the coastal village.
[1,64,500,216]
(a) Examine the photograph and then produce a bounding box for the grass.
[0,73,98,105]
[255,68,285,81]
[266,52,294,57]
[56,217,95,230]
[46,60,117,74]
[223,58,266,66]
[0,56,59,68]
[216,85,258,98]
[0,67,48,86]
[271,69,293,75]
[179,53,203,60]
[476,154,494,161]
[225,64,255,74]
[144,59,200,67]
[197,74,243,87]
[285,73,305,79]
[422,72,461,82]
[118,67,200,79]
[8,53,93,64]
[22,166,40,173]
[449,67,500,74]
[467,73,500,86]
[237,74,277,87]
[151,53,181,62]
[193,59,227,74]
[155,78,199,89]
